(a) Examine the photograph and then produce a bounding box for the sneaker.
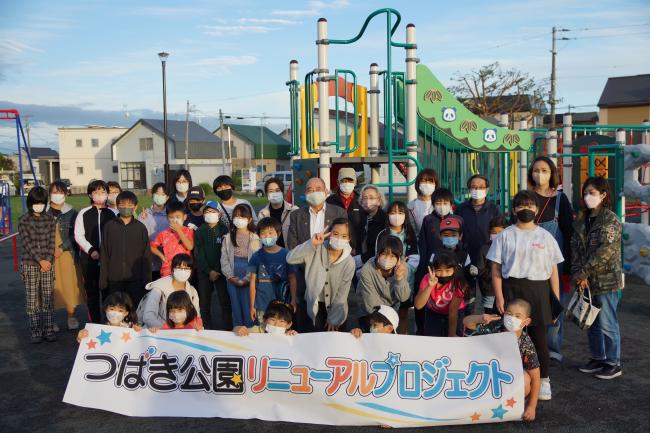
[67,317,80,330]
[579,359,605,374]
[53,323,60,332]
[44,334,57,342]
[30,336,43,344]
[595,365,622,380]
[538,378,552,401]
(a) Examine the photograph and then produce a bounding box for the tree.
[0,154,15,171]
[448,62,548,123]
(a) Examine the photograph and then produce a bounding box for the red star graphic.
[86,339,97,349]
[506,397,517,408]
[121,332,132,343]
[470,412,481,422]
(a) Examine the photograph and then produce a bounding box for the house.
[598,74,650,124]
[543,112,599,126]
[10,147,60,185]
[212,123,291,181]
[112,118,228,190]
[59,126,128,191]
[279,127,292,141]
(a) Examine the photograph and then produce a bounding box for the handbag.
[567,287,600,330]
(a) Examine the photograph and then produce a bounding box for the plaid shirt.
[19,212,56,265]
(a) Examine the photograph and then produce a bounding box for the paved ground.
[1,240,649,433]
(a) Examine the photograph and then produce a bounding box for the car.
[255,171,293,198]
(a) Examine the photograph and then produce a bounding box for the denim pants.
[588,291,621,366]
[227,256,253,328]
[547,289,566,361]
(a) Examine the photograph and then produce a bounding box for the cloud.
[195,55,257,67]
[238,18,301,25]
[0,39,45,54]
[272,0,350,17]
[202,25,275,36]
[127,7,204,16]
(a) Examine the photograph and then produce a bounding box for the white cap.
[375,305,399,332]
[338,167,357,181]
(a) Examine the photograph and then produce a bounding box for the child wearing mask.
[287,217,355,333]
[248,217,298,321]
[185,186,206,230]
[19,186,57,343]
[221,204,261,328]
[350,305,400,337]
[358,236,410,333]
[407,168,439,234]
[157,291,204,330]
[464,298,540,421]
[74,179,115,323]
[234,300,299,336]
[257,177,298,248]
[414,251,467,337]
[477,216,509,314]
[138,182,170,281]
[487,190,563,401]
[150,200,194,277]
[140,253,201,328]
[105,181,122,215]
[77,291,142,342]
[194,201,231,330]
[100,191,151,307]
[213,175,257,225]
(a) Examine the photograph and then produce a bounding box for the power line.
[565,30,650,40]
[565,22,649,32]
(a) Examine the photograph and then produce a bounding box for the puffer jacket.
[570,208,622,295]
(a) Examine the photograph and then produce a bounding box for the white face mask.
[106,310,126,325]
[306,191,326,207]
[533,171,551,186]
[470,189,487,200]
[388,213,405,226]
[153,194,168,206]
[92,192,107,205]
[329,236,349,251]
[176,182,190,193]
[267,191,284,205]
[490,233,498,241]
[32,203,45,213]
[169,217,183,227]
[419,182,435,196]
[369,326,381,334]
[361,199,379,212]
[377,255,398,270]
[584,194,603,209]
[434,204,451,216]
[503,314,524,332]
[339,182,355,194]
[50,193,66,205]
[173,268,192,283]
[107,193,118,205]
[204,212,219,224]
[233,217,249,229]
[169,310,187,324]
[265,323,286,335]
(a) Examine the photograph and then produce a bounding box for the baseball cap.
[338,167,356,181]
[439,216,462,232]
[203,200,219,212]
[375,305,399,333]
[187,186,205,201]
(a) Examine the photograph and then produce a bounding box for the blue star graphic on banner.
[96,330,112,346]
[385,352,402,369]
[491,404,508,420]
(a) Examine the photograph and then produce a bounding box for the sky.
[0,0,649,153]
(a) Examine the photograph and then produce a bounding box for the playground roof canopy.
[598,74,650,108]
[215,124,291,159]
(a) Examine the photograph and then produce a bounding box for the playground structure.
[285,8,650,282]
[0,109,38,271]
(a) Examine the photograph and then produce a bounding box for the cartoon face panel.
[483,128,497,143]
[442,107,456,122]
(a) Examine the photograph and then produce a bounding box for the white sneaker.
[52,323,60,333]
[67,317,80,330]
[538,378,552,401]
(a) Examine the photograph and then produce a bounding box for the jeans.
[547,289,566,361]
[588,291,621,367]
[226,256,253,328]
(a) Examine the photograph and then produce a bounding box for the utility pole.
[549,27,569,128]
[184,100,190,170]
[260,113,265,178]
[219,109,226,175]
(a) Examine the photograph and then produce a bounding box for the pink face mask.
[92,192,108,205]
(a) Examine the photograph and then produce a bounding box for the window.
[139,137,153,151]
[120,162,147,189]
[112,166,118,173]
[91,138,99,147]
[75,139,82,148]
[77,167,84,175]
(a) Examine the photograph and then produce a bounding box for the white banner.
[64,324,525,427]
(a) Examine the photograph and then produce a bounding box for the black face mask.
[437,275,454,284]
[216,189,233,200]
[516,209,536,223]
[188,202,203,212]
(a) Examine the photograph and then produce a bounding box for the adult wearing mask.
[170,169,192,205]
[138,182,170,281]
[407,168,439,235]
[46,181,84,331]
[185,186,206,230]
[258,176,297,247]
[213,175,257,225]
[528,156,573,363]
[326,168,366,256]
[106,181,122,216]
[359,185,389,263]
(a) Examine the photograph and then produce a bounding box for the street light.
[158,51,170,185]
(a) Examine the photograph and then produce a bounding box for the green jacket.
[570,208,622,295]
[194,222,229,276]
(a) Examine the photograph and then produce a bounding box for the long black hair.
[171,169,192,196]
[26,186,48,214]
[165,291,198,328]
[229,203,256,247]
[430,250,468,296]
[103,291,138,326]
[387,200,416,247]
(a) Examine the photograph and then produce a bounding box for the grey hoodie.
[140,276,201,328]
[358,257,411,315]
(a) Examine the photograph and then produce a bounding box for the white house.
[58,126,127,191]
[112,118,228,190]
